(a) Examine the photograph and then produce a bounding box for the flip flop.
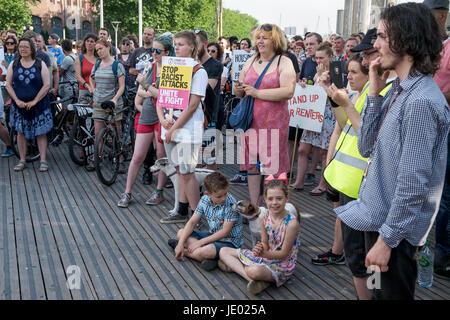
[289,184,304,191]
[39,161,49,172]
[14,160,26,172]
[309,187,325,196]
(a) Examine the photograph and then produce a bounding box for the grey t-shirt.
[61,54,77,82]
[91,62,126,107]
[138,65,160,125]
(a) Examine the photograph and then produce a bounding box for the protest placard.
[231,50,254,82]
[157,56,194,111]
[288,84,327,133]
[0,46,6,76]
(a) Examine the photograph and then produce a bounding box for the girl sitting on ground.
[219,180,301,295]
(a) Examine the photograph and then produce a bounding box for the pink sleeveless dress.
[240,61,290,176]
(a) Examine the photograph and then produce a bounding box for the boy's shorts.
[164,141,201,174]
[191,230,237,260]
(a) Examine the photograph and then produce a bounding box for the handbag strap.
[254,54,278,89]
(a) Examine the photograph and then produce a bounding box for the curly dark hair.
[380,2,442,76]
[207,42,223,62]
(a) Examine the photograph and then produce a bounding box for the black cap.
[423,0,449,10]
[350,28,377,52]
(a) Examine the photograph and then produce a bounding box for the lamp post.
[100,0,104,28]
[111,21,121,50]
[139,0,142,47]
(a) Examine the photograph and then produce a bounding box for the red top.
[79,55,96,90]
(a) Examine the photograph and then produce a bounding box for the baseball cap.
[350,28,377,52]
[423,0,449,10]
[50,33,60,43]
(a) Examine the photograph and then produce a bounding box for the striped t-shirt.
[91,62,125,108]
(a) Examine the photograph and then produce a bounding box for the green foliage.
[0,0,34,33]
[222,8,258,40]
[89,0,257,42]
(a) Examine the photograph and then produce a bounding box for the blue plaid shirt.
[194,194,243,248]
[335,71,450,248]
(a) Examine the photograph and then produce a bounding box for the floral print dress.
[238,209,301,287]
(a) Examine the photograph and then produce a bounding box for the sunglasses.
[208,49,216,53]
[150,47,162,54]
[359,49,378,59]
[5,42,15,45]
[261,24,273,31]
[194,29,202,34]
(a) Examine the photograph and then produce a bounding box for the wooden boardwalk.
[0,141,449,300]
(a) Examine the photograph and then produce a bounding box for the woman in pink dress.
[234,24,296,206]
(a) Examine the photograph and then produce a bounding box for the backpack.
[192,64,212,128]
[91,59,129,104]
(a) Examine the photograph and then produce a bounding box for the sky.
[222,0,423,36]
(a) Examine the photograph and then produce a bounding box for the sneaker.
[117,193,132,208]
[85,156,95,172]
[146,190,164,205]
[1,148,14,158]
[247,280,270,295]
[164,179,174,189]
[160,213,188,224]
[218,260,232,273]
[142,169,153,185]
[168,238,178,251]
[311,249,345,266]
[229,174,247,185]
[304,173,315,186]
[200,259,218,271]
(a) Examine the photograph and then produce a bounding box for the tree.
[89,0,257,42]
[0,0,35,33]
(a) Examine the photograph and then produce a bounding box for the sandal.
[14,160,26,172]
[309,187,325,196]
[39,161,49,172]
[289,184,304,192]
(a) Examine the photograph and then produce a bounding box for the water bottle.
[417,241,434,288]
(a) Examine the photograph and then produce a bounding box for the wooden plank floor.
[0,141,448,300]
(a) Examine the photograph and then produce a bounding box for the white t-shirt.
[160,62,208,144]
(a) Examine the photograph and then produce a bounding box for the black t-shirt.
[300,56,318,83]
[285,50,300,75]
[128,47,154,88]
[202,57,223,124]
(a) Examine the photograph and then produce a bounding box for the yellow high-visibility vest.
[324,82,392,199]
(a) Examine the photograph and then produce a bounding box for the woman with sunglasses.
[74,33,98,103]
[234,23,296,207]
[2,36,17,69]
[118,36,174,208]
[6,38,52,172]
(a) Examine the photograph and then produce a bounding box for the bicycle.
[92,100,135,186]
[67,94,95,166]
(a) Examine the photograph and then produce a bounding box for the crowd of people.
[0,0,449,299]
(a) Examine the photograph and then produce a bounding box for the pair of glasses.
[208,49,216,53]
[122,43,130,46]
[359,49,378,59]
[194,29,202,34]
[150,47,162,54]
[261,24,273,31]
[5,42,15,45]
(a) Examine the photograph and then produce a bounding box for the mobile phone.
[329,61,345,89]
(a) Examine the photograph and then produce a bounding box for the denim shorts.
[191,230,237,260]
[340,192,368,278]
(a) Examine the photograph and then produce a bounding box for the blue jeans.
[191,230,237,260]
[435,136,449,268]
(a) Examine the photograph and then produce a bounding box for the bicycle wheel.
[94,127,119,186]
[68,116,87,166]
[9,128,40,162]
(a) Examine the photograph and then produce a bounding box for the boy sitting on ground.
[168,171,243,271]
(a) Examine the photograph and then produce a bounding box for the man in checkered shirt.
[335,3,450,299]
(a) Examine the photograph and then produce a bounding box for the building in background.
[338,0,450,36]
[29,0,96,40]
